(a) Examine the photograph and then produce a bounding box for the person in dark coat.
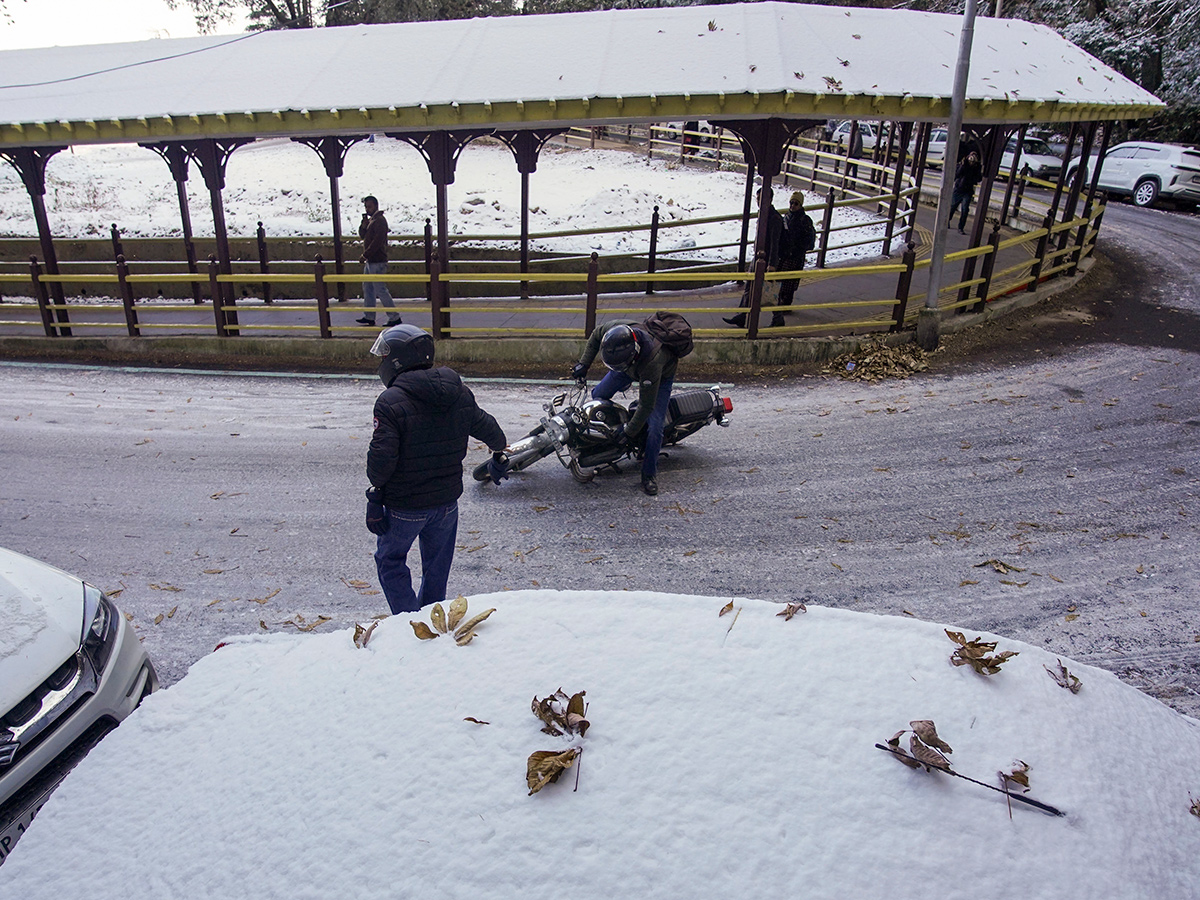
[571,320,678,496]
[365,324,507,613]
[356,195,400,326]
[724,187,784,329]
[775,191,817,328]
[947,151,983,234]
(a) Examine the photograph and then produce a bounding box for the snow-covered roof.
[0,3,1163,149]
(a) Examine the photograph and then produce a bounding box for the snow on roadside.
[0,138,898,263]
[4,591,1198,898]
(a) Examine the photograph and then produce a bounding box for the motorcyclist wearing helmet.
[366,324,508,614]
[572,319,678,496]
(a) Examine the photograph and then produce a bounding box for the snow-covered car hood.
[0,548,85,715]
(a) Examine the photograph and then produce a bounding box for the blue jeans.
[592,370,674,480]
[363,261,396,321]
[374,501,459,614]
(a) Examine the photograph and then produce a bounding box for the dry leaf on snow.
[719,600,734,617]
[526,748,580,795]
[447,595,468,631]
[946,629,1019,675]
[1045,659,1082,693]
[410,621,439,640]
[777,602,806,620]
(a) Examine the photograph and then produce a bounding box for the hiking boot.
[641,476,658,496]
[356,316,376,325]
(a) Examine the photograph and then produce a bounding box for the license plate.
[0,781,58,866]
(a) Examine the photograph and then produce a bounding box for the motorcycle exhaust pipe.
[577,446,626,468]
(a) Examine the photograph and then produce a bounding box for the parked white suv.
[1067,141,1200,209]
[1,547,157,862]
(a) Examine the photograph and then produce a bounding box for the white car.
[1067,141,1200,208]
[830,120,879,152]
[0,547,157,862]
[1001,136,1063,181]
[909,127,948,168]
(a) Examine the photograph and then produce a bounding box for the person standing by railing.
[775,192,817,329]
[357,195,401,327]
[723,187,784,329]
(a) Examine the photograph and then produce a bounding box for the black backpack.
[642,311,694,359]
[794,211,817,253]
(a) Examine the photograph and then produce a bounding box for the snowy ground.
[3,590,1198,897]
[0,137,895,263]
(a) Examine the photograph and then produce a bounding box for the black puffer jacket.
[368,367,507,509]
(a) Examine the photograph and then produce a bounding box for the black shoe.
[770,314,785,328]
[641,476,658,496]
[957,229,966,235]
[356,316,376,325]
[723,315,746,328]
[385,316,402,326]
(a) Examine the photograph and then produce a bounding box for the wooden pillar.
[141,141,203,303]
[185,138,252,321]
[1,146,69,334]
[493,129,565,302]
[292,135,367,303]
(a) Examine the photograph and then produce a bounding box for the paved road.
[1,198,1197,717]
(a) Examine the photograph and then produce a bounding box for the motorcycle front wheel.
[472,432,556,482]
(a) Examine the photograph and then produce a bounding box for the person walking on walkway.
[364,324,507,613]
[947,152,983,235]
[357,195,401,326]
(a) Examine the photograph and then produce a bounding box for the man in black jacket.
[947,151,983,235]
[723,187,784,329]
[365,324,507,614]
[357,195,401,327]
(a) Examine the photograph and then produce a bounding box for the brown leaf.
[353,621,379,649]
[447,595,468,631]
[454,607,495,638]
[430,603,447,634]
[167,606,178,619]
[526,748,581,795]
[719,600,734,617]
[947,630,1018,675]
[153,613,164,625]
[777,602,806,620]
[909,735,951,771]
[455,630,477,646]
[463,717,490,725]
[410,621,439,640]
[1000,761,1030,791]
[909,720,953,754]
[1045,659,1082,693]
[974,558,1026,574]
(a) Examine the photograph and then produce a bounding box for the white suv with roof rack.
[1067,141,1200,209]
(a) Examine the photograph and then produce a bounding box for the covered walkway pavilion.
[0,2,1162,344]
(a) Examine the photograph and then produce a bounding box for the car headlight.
[82,585,119,674]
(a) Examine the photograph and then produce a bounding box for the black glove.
[486,451,510,486]
[365,487,389,535]
[571,363,589,382]
[612,424,628,448]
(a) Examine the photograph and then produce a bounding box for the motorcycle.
[473,380,734,485]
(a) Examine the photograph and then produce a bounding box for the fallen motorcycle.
[473,380,733,485]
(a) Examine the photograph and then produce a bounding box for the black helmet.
[371,324,434,386]
[600,324,639,372]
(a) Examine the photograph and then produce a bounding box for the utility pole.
[917,0,980,351]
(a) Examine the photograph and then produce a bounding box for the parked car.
[1067,141,1200,209]
[831,120,880,152]
[0,547,157,862]
[909,127,949,168]
[1001,136,1063,181]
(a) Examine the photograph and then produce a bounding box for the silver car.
[1001,136,1063,181]
[1067,141,1200,208]
[0,547,157,862]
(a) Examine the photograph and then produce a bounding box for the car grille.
[0,651,97,776]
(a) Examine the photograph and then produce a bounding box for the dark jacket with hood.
[368,366,506,509]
